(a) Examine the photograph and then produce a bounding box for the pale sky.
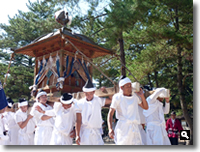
[0,0,36,24]
[0,0,111,25]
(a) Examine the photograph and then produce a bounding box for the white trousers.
[80,125,104,145]
[114,120,143,145]
[34,125,53,145]
[146,122,171,145]
[50,129,73,145]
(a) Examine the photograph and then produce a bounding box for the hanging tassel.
[82,56,84,64]
[56,51,60,78]
[86,61,90,67]
[74,51,78,62]
[56,51,60,61]
[42,56,46,67]
[38,59,41,69]
[49,55,53,69]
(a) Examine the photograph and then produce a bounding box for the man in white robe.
[0,81,9,145]
[30,90,55,145]
[107,76,148,145]
[75,79,112,145]
[14,98,36,145]
[0,110,9,145]
[143,88,171,145]
[35,93,76,145]
[3,98,20,145]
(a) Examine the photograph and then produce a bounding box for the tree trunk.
[175,6,193,145]
[147,73,153,89]
[118,31,126,76]
[177,45,193,145]
[154,70,159,88]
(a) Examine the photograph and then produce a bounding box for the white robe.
[14,109,35,145]
[110,93,143,145]
[44,102,76,145]
[143,88,171,145]
[3,111,20,145]
[0,113,9,145]
[138,106,147,145]
[30,102,54,145]
[75,95,105,145]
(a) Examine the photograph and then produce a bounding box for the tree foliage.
[0,0,193,144]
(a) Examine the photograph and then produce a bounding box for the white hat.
[36,90,47,102]
[82,79,96,92]
[18,98,28,107]
[60,93,74,104]
[119,77,132,87]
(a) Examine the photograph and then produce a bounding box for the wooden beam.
[46,86,119,102]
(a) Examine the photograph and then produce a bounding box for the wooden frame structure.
[14,27,117,101]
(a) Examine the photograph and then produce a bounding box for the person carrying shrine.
[107,76,148,145]
[2,97,20,145]
[30,89,55,145]
[0,81,9,145]
[166,111,183,145]
[75,79,112,145]
[143,88,171,145]
[35,93,77,145]
[14,98,36,145]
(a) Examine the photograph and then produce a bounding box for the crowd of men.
[0,76,183,145]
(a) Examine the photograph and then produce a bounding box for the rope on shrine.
[78,59,91,81]
[63,55,69,77]
[64,37,116,87]
[3,53,15,88]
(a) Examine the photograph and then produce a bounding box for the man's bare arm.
[107,108,115,139]
[75,113,82,145]
[136,88,148,110]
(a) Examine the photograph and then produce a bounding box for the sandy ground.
[72,136,187,145]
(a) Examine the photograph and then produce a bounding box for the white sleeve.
[147,88,166,104]
[15,113,23,124]
[0,120,9,141]
[99,97,106,107]
[29,104,36,116]
[134,93,142,104]
[163,102,170,114]
[30,104,43,120]
[2,114,9,126]
[45,109,56,117]
[74,101,82,113]
[110,94,120,110]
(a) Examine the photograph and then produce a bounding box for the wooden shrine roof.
[14,27,115,58]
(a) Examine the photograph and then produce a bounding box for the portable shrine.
[13,27,118,101]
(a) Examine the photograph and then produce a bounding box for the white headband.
[119,77,132,87]
[8,102,13,108]
[36,91,47,102]
[18,101,28,107]
[82,87,96,92]
[60,96,74,104]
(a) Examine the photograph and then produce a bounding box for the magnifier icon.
[181,131,189,139]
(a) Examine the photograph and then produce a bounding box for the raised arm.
[148,88,166,104]
[136,88,148,110]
